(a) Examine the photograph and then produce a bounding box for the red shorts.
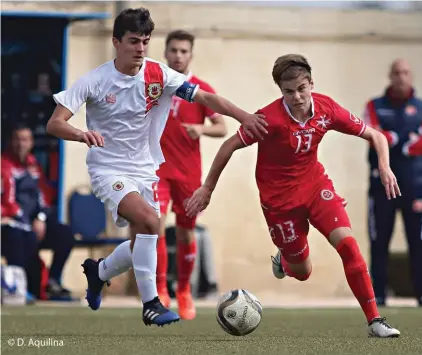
[262,179,350,264]
[158,177,201,229]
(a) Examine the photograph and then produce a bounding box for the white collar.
[283,96,315,127]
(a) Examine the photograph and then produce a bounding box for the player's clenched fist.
[241,113,268,140]
[185,186,212,217]
[181,123,203,140]
[77,130,105,148]
[379,167,401,200]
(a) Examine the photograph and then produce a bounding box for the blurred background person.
[364,58,422,307]
[1,123,75,301]
[155,30,227,320]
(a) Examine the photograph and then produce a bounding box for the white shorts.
[91,175,160,228]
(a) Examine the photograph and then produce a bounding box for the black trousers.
[368,188,422,303]
[1,217,75,295]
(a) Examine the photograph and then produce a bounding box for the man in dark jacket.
[1,123,75,300]
[364,58,422,306]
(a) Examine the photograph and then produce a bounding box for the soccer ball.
[216,289,262,336]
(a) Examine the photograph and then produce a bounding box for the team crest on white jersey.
[316,115,331,129]
[112,181,124,191]
[321,189,334,200]
[105,93,116,104]
[147,83,163,100]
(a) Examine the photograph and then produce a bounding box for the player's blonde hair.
[272,54,312,87]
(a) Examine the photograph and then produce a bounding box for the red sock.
[336,236,379,322]
[177,240,197,292]
[156,236,168,292]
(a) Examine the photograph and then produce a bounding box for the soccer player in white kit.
[46,8,267,326]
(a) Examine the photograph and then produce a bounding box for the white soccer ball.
[216,289,262,336]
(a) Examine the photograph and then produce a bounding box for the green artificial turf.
[2,306,421,355]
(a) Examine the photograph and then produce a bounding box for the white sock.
[98,241,132,281]
[132,234,158,303]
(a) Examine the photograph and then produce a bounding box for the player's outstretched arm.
[47,105,104,148]
[361,126,401,199]
[185,134,245,217]
[193,89,268,140]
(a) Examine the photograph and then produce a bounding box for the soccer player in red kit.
[186,54,401,337]
[156,30,228,319]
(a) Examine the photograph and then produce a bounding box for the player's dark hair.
[113,7,155,41]
[165,30,195,48]
[272,54,312,87]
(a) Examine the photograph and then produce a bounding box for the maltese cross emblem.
[316,115,331,129]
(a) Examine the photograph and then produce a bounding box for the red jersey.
[158,73,219,182]
[237,93,366,212]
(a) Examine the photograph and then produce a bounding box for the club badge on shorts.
[112,181,124,191]
[321,189,334,200]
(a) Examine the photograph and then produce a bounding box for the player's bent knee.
[288,259,312,281]
[141,210,160,235]
[336,236,364,263]
[328,227,353,248]
[175,214,196,230]
[175,226,195,244]
[130,209,160,235]
[295,269,312,281]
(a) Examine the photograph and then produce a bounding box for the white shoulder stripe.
[238,130,248,146]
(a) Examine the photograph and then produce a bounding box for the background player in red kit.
[186,54,401,337]
[156,30,228,319]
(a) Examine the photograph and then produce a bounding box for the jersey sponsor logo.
[289,243,308,257]
[112,181,124,191]
[405,105,417,116]
[316,115,331,129]
[292,128,315,136]
[321,189,334,200]
[105,93,116,104]
[349,112,361,124]
[147,83,163,100]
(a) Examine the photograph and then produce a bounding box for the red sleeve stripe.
[144,61,164,113]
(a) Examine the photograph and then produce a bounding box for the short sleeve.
[236,109,266,146]
[161,63,187,96]
[53,74,96,115]
[329,99,366,137]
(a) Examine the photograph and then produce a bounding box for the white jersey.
[53,58,192,178]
